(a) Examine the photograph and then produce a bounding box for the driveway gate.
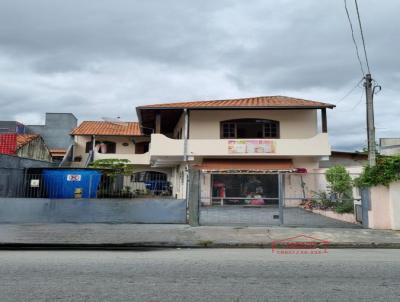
[197,170,363,228]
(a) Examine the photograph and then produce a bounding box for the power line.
[336,88,364,112]
[335,77,363,105]
[343,0,365,76]
[350,87,364,110]
[354,0,371,74]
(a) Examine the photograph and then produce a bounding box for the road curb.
[1,242,400,249]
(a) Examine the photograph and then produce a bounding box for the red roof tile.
[71,121,142,136]
[138,96,335,109]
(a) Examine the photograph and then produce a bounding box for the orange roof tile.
[138,96,335,109]
[49,149,66,156]
[16,134,40,149]
[71,121,142,136]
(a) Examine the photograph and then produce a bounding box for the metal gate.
[197,171,364,228]
[199,172,282,226]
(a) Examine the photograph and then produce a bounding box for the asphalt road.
[1,249,400,302]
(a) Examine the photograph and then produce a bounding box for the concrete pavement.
[1,249,400,301]
[0,224,400,248]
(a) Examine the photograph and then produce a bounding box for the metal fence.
[199,172,363,228]
[0,172,172,199]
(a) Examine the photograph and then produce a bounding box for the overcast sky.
[0,0,398,150]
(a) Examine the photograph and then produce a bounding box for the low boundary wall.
[368,181,400,230]
[0,198,187,224]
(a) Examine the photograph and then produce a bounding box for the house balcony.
[93,152,151,165]
[149,133,331,158]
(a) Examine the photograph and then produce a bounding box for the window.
[220,119,279,139]
[85,141,116,153]
[222,123,235,138]
[135,142,149,154]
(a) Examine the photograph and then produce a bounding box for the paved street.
[1,249,400,302]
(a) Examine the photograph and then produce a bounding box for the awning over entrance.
[197,158,294,173]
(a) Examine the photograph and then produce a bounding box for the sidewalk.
[1,224,400,249]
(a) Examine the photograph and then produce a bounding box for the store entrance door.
[199,173,281,226]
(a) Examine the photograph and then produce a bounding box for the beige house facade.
[71,96,335,201]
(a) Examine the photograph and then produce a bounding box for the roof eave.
[136,105,335,110]
[70,133,145,137]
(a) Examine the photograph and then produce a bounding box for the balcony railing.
[149,133,331,157]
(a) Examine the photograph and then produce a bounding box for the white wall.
[189,110,318,139]
[73,135,136,158]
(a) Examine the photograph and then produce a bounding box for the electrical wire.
[335,77,364,105]
[344,0,365,76]
[336,86,365,112]
[350,88,365,110]
[354,0,371,74]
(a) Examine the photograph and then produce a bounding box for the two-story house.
[71,96,334,202]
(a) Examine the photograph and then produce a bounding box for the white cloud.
[0,0,399,150]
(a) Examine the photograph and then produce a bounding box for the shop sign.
[228,140,275,154]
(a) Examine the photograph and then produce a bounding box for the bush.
[311,191,335,209]
[355,155,400,187]
[334,200,354,214]
[325,165,353,200]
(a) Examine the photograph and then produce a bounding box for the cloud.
[0,0,399,150]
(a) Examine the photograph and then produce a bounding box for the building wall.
[188,109,318,139]
[171,164,187,199]
[17,137,52,162]
[319,155,367,169]
[0,121,23,133]
[27,113,77,149]
[380,138,400,156]
[0,198,187,224]
[73,135,136,160]
[0,154,53,197]
[368,181,400,230]
[369,185,392,229]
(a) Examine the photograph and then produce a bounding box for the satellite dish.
[101,117,128,127]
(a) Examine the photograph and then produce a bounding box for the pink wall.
[369,185,391,229]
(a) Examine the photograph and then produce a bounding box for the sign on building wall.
[228,140,275,154]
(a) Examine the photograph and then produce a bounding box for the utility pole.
[364,73,376,166]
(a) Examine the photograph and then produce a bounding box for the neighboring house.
[70,120,149,165]
[27,113,78,161]
[16,134,52,162]
[71,95,334,200]
[0,121,26,134]
[379,138,400,156]
[0,113,76,163]
[319,150,368,173]
[0,133,52,162]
